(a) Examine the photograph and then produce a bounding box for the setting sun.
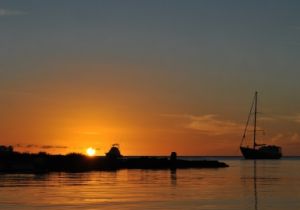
[86,147,96,156]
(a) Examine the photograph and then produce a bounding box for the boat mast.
[253,91,258,149]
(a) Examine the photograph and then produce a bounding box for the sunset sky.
[1,0,300,156]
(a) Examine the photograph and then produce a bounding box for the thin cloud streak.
[293,114,300,123]
[0,9,27,16]
[15,144,68,150]
[253,113,300,123]
[277,113,300,123]
[270,132,300,145]
[162,114,245,135]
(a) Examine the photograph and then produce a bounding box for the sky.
[1,0,300,156]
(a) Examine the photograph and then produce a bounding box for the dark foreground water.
[0,158,300,210]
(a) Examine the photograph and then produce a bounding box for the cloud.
[0,8,27,16]
[270,133,284,143]
[14,144,68,150]
[25,144,38,148]
[41,145,68,149]
[293,114,300,123]
[254,113,300,124]
[293,26,300,30]
[279,113,300,123]
[259,116,277,122]
[290,133,300,143]
[187,115,245,135]
[162,114,244,135]
[270,132,300,144]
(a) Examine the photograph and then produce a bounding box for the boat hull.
[240,146,282,159]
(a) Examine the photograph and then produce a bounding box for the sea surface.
[0,157,300,210]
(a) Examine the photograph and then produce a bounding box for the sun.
[86,147,96,156]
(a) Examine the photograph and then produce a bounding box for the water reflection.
[1,160,299,210]
[242,160,282,210]
[170,169,177,186]
[253,160,258,210]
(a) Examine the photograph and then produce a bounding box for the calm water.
[1,158,300,210]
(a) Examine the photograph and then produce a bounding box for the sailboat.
[240,91,282,159]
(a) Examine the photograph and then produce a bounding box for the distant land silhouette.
[0,145,228,173]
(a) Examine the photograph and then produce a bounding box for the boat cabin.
[106,144,122,159]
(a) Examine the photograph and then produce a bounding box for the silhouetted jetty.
[0,145,228,173]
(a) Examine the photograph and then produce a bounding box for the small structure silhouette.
[0,145,13,154]
[170,152,177,161]
[105,144,122,159]
[170,152,177,170]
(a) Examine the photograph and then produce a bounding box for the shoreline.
[0,152,228,173]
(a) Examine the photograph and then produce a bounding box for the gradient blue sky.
[1,0,300,155]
